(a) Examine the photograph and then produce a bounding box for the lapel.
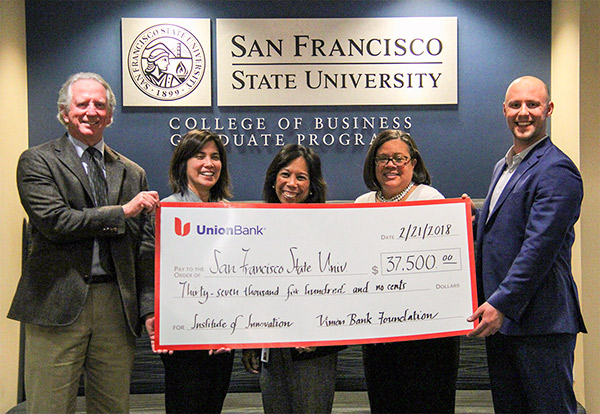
[480,160,506,227]
[104,145,125,205]
[486,138,551,225]
[54,134,94,201]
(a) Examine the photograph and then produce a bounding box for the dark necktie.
[86,147,108,207]
[85,147,113,276]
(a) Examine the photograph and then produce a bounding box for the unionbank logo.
[173,218,265,237]
[174,217,191,237]
[197,224,265,236]
[127,23,206,101]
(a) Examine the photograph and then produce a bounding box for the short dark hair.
[168,130,232,201]
[263,144,327,203]
[363,129,432,191]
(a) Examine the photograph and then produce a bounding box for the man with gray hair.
[8,72,159,413]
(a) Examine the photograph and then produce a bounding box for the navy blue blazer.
[475,137,586,336]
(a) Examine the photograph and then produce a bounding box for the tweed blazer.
[8,134,154,336]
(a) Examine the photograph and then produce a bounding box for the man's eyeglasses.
[374,155,412,167]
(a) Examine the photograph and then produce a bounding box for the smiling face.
[62,79,112,146]
[503,76,553,152]
[275,156,310,204]
[375,138,416,199]
[186,140,222,201]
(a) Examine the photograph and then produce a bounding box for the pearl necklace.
[376,181,415,202]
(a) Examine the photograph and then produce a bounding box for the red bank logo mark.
[174,217,191,237]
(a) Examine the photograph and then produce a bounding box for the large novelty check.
[155,199,477,350]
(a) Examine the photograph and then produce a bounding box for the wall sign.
[121,18,211,106]
[216,17,457,106]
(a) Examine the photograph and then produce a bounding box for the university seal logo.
[127,23,206,101]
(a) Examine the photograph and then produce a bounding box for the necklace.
[376,181,415,202]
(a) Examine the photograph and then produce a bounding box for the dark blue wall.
[25,0,551,201]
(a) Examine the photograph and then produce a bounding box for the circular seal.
[128,23,206,101]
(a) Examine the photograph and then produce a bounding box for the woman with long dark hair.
[160,129,234,414]
[243,144,343,414]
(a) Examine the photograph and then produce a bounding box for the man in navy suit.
[9,73,159,413]
[467,76,586,413]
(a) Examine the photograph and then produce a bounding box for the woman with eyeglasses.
[356,129,460,413]
[356,129,443,203]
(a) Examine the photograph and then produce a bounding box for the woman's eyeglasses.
[374,155,411,167]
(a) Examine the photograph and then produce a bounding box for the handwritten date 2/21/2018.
[397,223,453,241]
